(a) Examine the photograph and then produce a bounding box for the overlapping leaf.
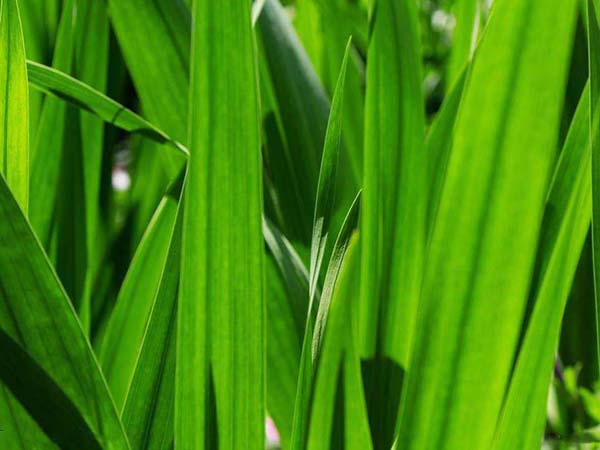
[0,169,129,449]
[397,0,578,449]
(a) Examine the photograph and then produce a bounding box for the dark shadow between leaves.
[361,356,404,450]
[0,328,102,450]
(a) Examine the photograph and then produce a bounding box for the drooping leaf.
[26,61,188,158]
[263,216,311,446]
[257,0,333,246]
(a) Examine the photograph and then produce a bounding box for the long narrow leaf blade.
[589,0,600,377]
[26,61,188,157]
[0,170,130,449]
[100,181,182,410]
[309,38,351,307]
[122,188,184,450]
[307,235,372,450]
[29,0,74,245]
[290,192,361,450]
[0,0,29,211]
[493,84,592,450]
[396,0,578,448]
[107,0,189,145]
[176,0,265,448]
[359,0,426,365]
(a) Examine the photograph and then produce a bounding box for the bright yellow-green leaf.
[0,0,29,211]
[396,0,578,448]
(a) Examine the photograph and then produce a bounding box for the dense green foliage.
[0,0,598,449]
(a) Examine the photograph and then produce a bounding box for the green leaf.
[358,0,425,445]
[0,169,129,449]
[73,0,109,333]
[396,0,578,448]
[28,0,75,246]
[121,185,184,450]
[0,0,29,212]
[257,0,332,246]
[100,179,182,410]
[0,385,56,449]
[176,0,265,448]
[107,0,190,146]
[264,217,310,338]
[589,0,600,379]
[322,39,364,184]
[17,0,56,139]
[294,0,325,81]
[447,0,480,87]
[492,84,592,450]
[290,192,361,450]
[560,237,598,388]
[358,0,426,367]
[263,217,310,446]
[285,37,355,449]
[426,70,467,232]
[312,192,360,369]
[0,328,102,450]
[264,252,303,449]
[26,61,188,158]
[309,38,351,303]
[306,234,372,450]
